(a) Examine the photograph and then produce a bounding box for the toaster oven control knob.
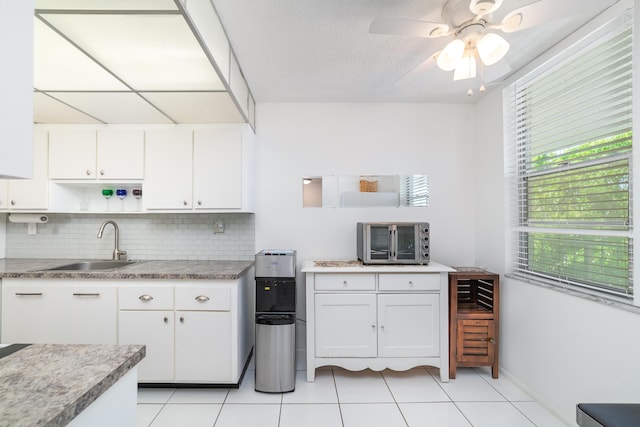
[423,244,429,250]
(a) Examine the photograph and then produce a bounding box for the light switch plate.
[213,220,224,234]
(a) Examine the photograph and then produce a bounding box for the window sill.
[506,273,640,315]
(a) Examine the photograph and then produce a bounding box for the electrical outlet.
[213,220,225,234]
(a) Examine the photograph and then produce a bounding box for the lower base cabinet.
[119,310,174,382]
[1,275,253,386]
[314,293,439,359]
[118,279,252,385]
[303,262,452,383]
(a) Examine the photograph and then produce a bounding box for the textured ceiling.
[211,0,620,104]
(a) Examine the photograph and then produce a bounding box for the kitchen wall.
[254,102,479,363]
[474,2,640,424]
[4,213,255,261]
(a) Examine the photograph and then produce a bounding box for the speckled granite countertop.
[0,343,144,427]
[0,259,254,280]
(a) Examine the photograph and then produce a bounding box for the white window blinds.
[400,175,429,207]
[505,11,633,298]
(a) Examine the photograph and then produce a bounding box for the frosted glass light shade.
[477,33,510,66]
[453,55,477,81]
[437,39,465,71]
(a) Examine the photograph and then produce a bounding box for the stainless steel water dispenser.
[254,250,296,393]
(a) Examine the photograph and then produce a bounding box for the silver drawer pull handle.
[139,294,154,302]
[163,317,168,324]
[195,295,210,302]
[343,281,348,285]
[408,281,414,285]
[73,293,100,297]
[15,292,43,296]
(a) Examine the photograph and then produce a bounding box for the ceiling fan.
[370,0,590,94]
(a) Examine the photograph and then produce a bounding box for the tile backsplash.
[4,213,255,261]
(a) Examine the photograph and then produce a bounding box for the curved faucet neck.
[97,220,126,261]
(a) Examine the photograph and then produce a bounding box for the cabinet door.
[456,319,496,364]
[144,129,193,209]
[7,128,49,210]
[193,128,242,209]
[58,286,117,344]
[119,310,175,382]
[97,129,144,180]
[175,311,232,382]
[0,180,7,210]
[48,129,97,179]
[1,284,55,343]
[377,293,439,358]
[314,293,377,357]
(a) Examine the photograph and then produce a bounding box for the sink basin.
[43,260,137,271]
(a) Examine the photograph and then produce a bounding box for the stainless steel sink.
[43,260,138,271]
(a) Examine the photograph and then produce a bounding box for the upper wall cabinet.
[193,128,242,209]
[0,2,33,179]
[144,129,194,210]
[0,128,49,210]
[49,129,144,180]
[145,125,254,212]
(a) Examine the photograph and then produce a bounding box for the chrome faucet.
[97,220,127,261]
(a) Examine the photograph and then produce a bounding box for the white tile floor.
[137,366,568,427]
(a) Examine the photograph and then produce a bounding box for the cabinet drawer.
[379,273,441,291]
[119,287,174,310]
[315,274,375,291]
[175,287,231,311]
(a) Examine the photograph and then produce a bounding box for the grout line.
[331,369,346,427]
[379,369,410,427]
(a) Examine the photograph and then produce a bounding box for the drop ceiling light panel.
[50,92,173,124]
[35,0,178,11]
[34,19,128,91]
[41,13,225,91]
[34,92,102,124]
[142,92,245,123]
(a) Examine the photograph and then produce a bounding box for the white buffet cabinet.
[1,276,253,385]
[303,260,453,383]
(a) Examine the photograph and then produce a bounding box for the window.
[400,175,429,207]
[505,11,633,299]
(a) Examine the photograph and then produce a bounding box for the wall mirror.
[302,175,429,208]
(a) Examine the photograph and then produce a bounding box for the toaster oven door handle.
[389,227,397,260]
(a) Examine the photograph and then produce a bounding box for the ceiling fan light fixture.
[436,38,465,71]
[477,32,509,65]
[453,54,476,81]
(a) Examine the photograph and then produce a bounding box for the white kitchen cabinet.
[118,285,175,382]
[96,129,144,180]
[0,1,33,179]
[49,129,144,180]
[117,278,253,385]
[303,261,453,383]
[0,181,7,210]
[49,129,97,179]
[145,126,251,211]
[377,293,439,358]
[314,293,439,359]
[4,127,49,210]
[175,311,232,382]
[144,129,193,209]
[193,128,242,209]
[119,310,174,382]
[1,279,117,344]
[315,293,377,357]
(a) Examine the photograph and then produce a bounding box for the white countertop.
[301,259,453,273]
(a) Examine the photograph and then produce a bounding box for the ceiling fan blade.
[393,51,439,85]
[500,0,600,32]
[369,17,449,38]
